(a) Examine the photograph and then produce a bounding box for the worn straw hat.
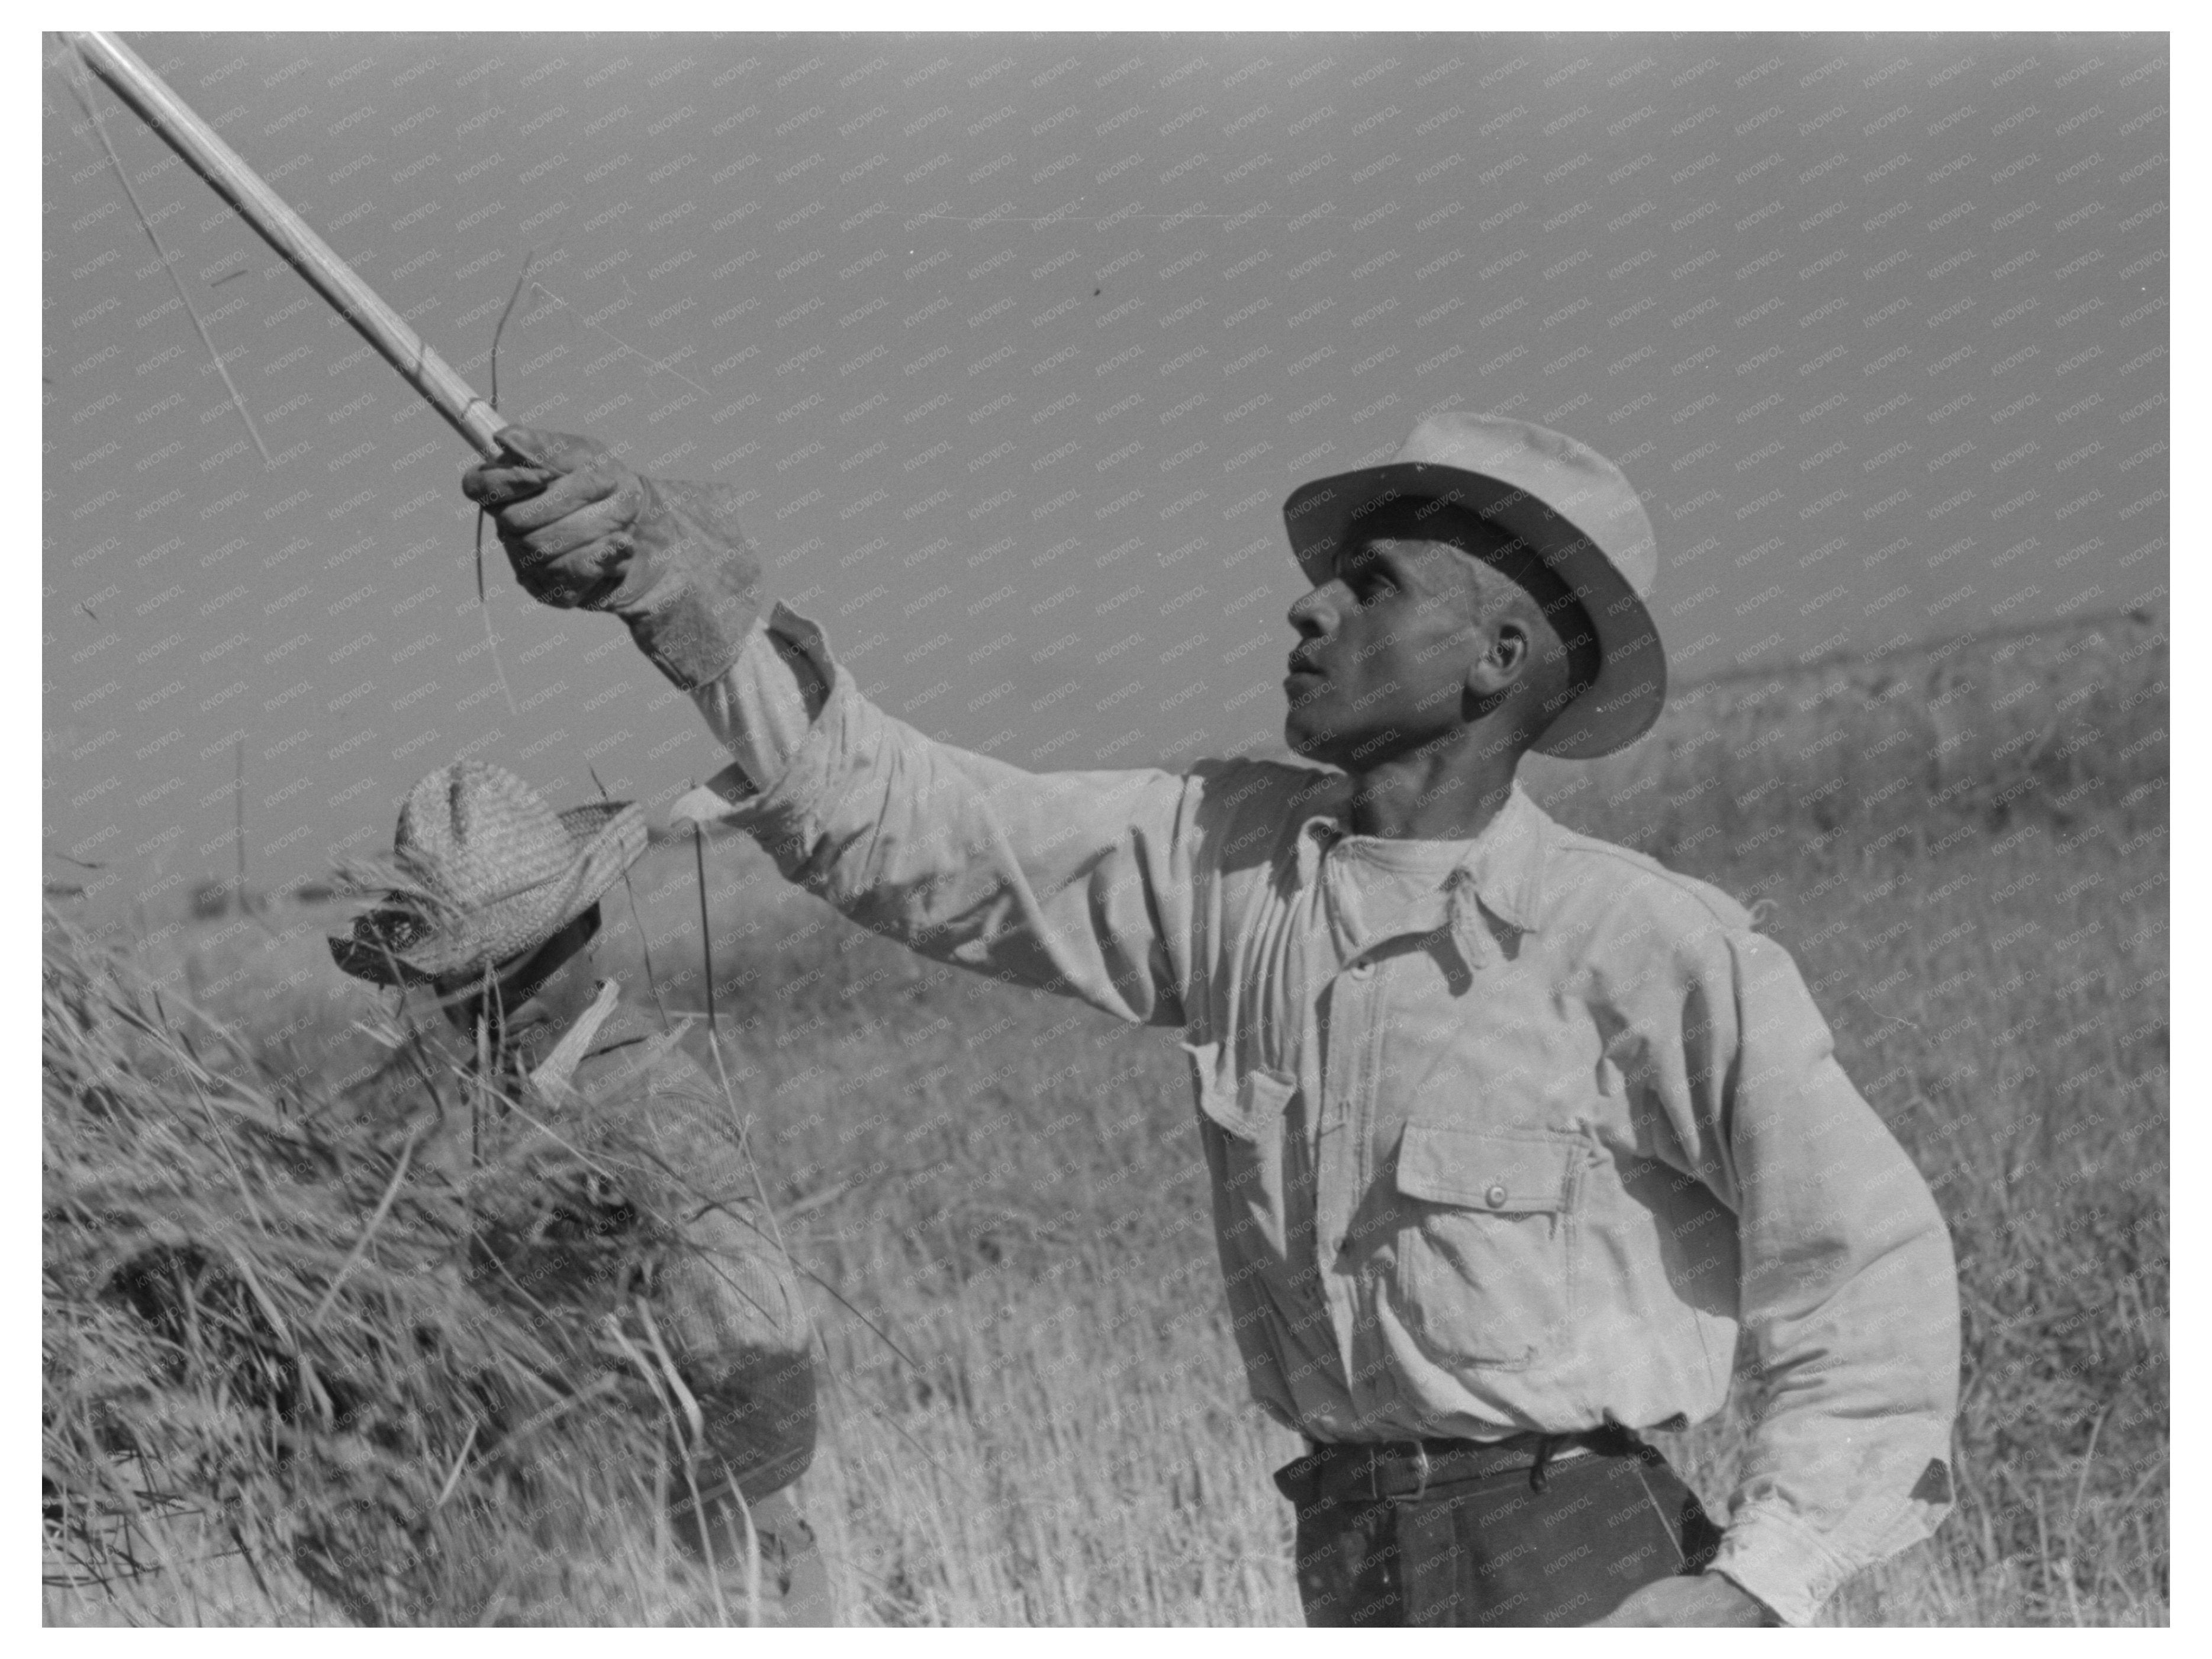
[1281,411,1666,759]
[329,761,646,986]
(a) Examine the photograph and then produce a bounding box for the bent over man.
[329,759,828,1622]
[463,410,1962,1626]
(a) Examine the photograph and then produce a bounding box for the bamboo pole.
[66,31,516,463]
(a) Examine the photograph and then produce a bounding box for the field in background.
[46,604,2167,1625]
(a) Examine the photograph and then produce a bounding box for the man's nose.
[1288,584,1340,634]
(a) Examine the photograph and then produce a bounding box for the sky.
[41,30,2168,898]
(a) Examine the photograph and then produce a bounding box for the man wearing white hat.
[463,411,1960,1627]
[330,761,828,1622]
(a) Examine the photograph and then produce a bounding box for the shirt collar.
[1293,780,1551,936]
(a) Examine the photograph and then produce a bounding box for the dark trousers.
[1275,1436,1723,1626]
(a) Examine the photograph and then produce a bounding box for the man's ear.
[1464,618,1531,701]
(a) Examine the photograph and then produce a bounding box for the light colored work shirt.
[687,605,1962,1626]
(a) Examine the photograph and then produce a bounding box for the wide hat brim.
[1281,460,1667,760]
[329,801,646,987]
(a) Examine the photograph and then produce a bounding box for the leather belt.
[1280,1429,1638,1506]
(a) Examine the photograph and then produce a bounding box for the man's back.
[560,1006,817,1500]
[360,999,817,1501]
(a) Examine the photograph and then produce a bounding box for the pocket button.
[1485,1183,1509,1209]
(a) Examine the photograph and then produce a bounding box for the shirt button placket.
[1328,948,1386,1415]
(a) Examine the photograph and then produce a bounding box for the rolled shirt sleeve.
[1629,926,1962,1625]
[687,604,1201,1029]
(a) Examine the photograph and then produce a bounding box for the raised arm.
[465,427,1208,1027]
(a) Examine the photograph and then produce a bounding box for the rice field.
[44,603,2167,1625]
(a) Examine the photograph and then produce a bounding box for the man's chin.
[1283,718,1348,769]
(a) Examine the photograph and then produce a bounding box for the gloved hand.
[462,427,764,690]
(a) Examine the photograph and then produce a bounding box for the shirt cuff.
[1704,1506,1854,1628]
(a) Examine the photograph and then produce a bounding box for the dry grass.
[46,605,2166,1625]
[41,914,793,1627]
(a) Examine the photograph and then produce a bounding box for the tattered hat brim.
[330,800,646,985]
[1280,459,1667,760]
[327,906,445,988]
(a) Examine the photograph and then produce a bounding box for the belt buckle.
[1388,1442,1430,1504]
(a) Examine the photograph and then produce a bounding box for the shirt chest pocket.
[1185,1041,1297,1259]
[1389,1123,1586,1373]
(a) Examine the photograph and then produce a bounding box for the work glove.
[462,427,763,690]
